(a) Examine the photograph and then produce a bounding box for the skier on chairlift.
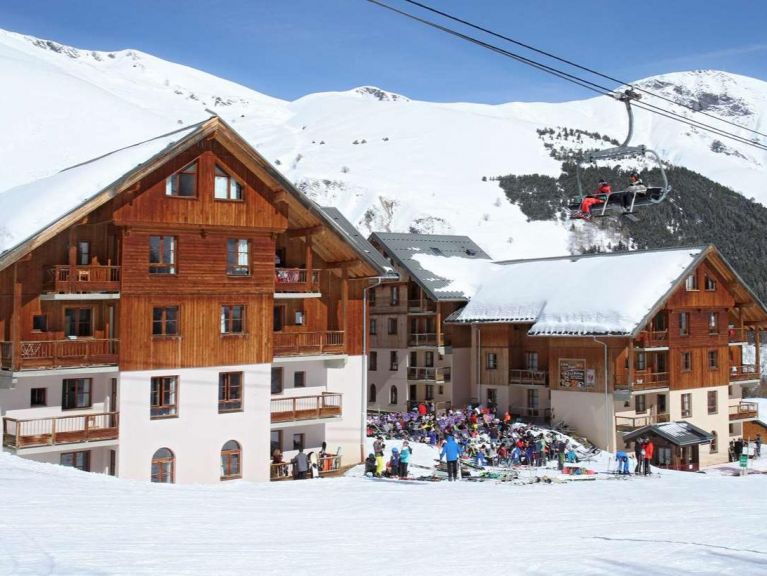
[577,178,612,220]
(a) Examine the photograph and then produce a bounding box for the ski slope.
[0,450,766,575]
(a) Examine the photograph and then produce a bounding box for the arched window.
[710,431,718,454]
[369,384,376,403]
[151,448,175,483]
[221,440,242,480]
[390,385,398,405]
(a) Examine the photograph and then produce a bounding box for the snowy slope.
[1,29,766,260]
[1,451,766,575]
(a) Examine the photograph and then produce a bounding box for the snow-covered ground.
[1,445,766,575]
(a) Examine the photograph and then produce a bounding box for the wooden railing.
[614,371,670,391]
[408,333,440,347]
[727,327,754,344]
[407,366,444,382]
[508,369,548,386]
[407,299,436,313]
[274,268,322,293]
[3,412,119,449]
[729,401,758,421]
[270,393,343,423]
[730,365,759,382]
[371,300,408,313]
[270,454,342,480]
[615,412,669,430]
[43,265,120,293]
[0,339,119,371]
[636,329,669,348]
[272,331,344,356]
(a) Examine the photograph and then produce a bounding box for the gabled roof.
[623,421,714,447]
[0,116,387,277]
[320,207,396,278]
[449,245,767,336]
[368,232,491,301]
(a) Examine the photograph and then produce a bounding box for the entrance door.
[527,388,540,417]
[109,449,116,476]
[409,384,417,403]
[657,394,667,415]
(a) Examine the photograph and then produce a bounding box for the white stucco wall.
[367,347,407,412]
[551,389,616,451]
[118,363,271,484]
[24,446,114,474]
[669,386,729,467]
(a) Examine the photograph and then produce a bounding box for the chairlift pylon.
[570,89,672,221]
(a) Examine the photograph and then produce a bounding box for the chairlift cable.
[401,0,767,141]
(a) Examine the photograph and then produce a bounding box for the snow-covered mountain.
[1,28,766,259]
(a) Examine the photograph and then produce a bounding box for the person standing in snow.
[643,438,654,475]
[615,451,630,475]
[388,447,400,478]
[440,432,463,481]
[634,439,645,474]
[399,440,412,478]
[756,434,762,458]
[373,436,386,477]
[291,448,309,480]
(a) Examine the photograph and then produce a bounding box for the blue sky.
[2,0,766,103]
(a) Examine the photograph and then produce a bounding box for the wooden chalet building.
[448,246,766,469]
[0,117,388,483]
[366,233,490,412]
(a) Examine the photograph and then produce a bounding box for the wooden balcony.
[371,300,408,314]
[407,366,444,382]
[615,412,669,431]
[408,333,441,347]
[3,412,119,449]
[43,265,120,293]
[509,369,548,386]
[274,268,322,293]
[272,331,344,357]
[407,299,436,314]
[730,365,759,382]
[0,339,119,371]
[270,453,343,480]
[728,327,754,344]
[270,393,342,423]
[729,401,758,421]
[614,371,670,391]
[636,330,669,348]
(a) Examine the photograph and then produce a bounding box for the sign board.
[739,454,748,468]
[559,358,592,389]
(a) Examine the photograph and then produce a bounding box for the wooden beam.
[286,225,324,238]
[272,189,289,204]
[325,259,359,269]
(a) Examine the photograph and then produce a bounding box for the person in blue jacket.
[615,450,630,475]
[440,433,463,481]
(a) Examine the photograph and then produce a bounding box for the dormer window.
[165,162,197,197]
[214,165,243,200]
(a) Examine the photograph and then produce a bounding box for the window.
[438,385,444,395]
[369,351,377,371]
[369,384,376,403]
[635,394,646,414]
[149,236,176,274]
[32,314,48,332]
[409,350,417,367]
[214,165,243,200]
[271,368,283,395]
[708,312,718,334]
[271,431,282,455]
[390,351,398,371]
[151,448,175,483]
[425,384,434,400]
[219,372,243,412]
[62,378,92,410]
[708,350,719,369]
[294,371,306,388]
[527,389,540,411]
[707,390,718,414]
[64,308,92,337]
[656,353,667,373]
[368,289,376,307]
[61,451,90,472]
[682,351,692,371]
[710,431,718,454]
[389,385,398,405]
[525,351,539,371]
[387,318,398,335]
[273,306,284,332]
[165,161,197,197]
[443,368,451,382]
[369,319,377,335]
[685,274,698,291]
[220,305,245,334]
[30,388,47,407]
[681,393,692,418]
[679,312,689,336]
[152,307,178,336]
[636,352,646,371]
[424,351,434,368]
[220,440,242,480]
[704,276,716,291]
[390,286,399,306]
[653,312,667,332]
[487,388,497,405]
[150,376,178,418]
[227,239,250,276]
[77,241,90,266]
[486,352,498,370]
[293,433,305,451]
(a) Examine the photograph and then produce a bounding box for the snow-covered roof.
[450,247,706,336]
[369,233,491,301]
[0,121,203,256]
[319,207,396,277]
[623,421,713,447]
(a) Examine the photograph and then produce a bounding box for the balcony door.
[64,307,93,338]
[273,306,285,332]
[77,241,90,266]
[525,352,539,371]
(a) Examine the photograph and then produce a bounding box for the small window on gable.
[685,274,698,291]
[214,165,243,200]
[704,276,716,291]
[165,161,197,197]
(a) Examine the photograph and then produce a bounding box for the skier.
[643,438,654,475]
[615,450,630,475]
[399,440,412,478]
[388,447,400,478]
[634,438,645,474]
[440,432,463,481]
[756,434,762,458]
[364,453,377,476]
[622,172,647,210]
[373,436,386,477]
[576,178,612,220]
